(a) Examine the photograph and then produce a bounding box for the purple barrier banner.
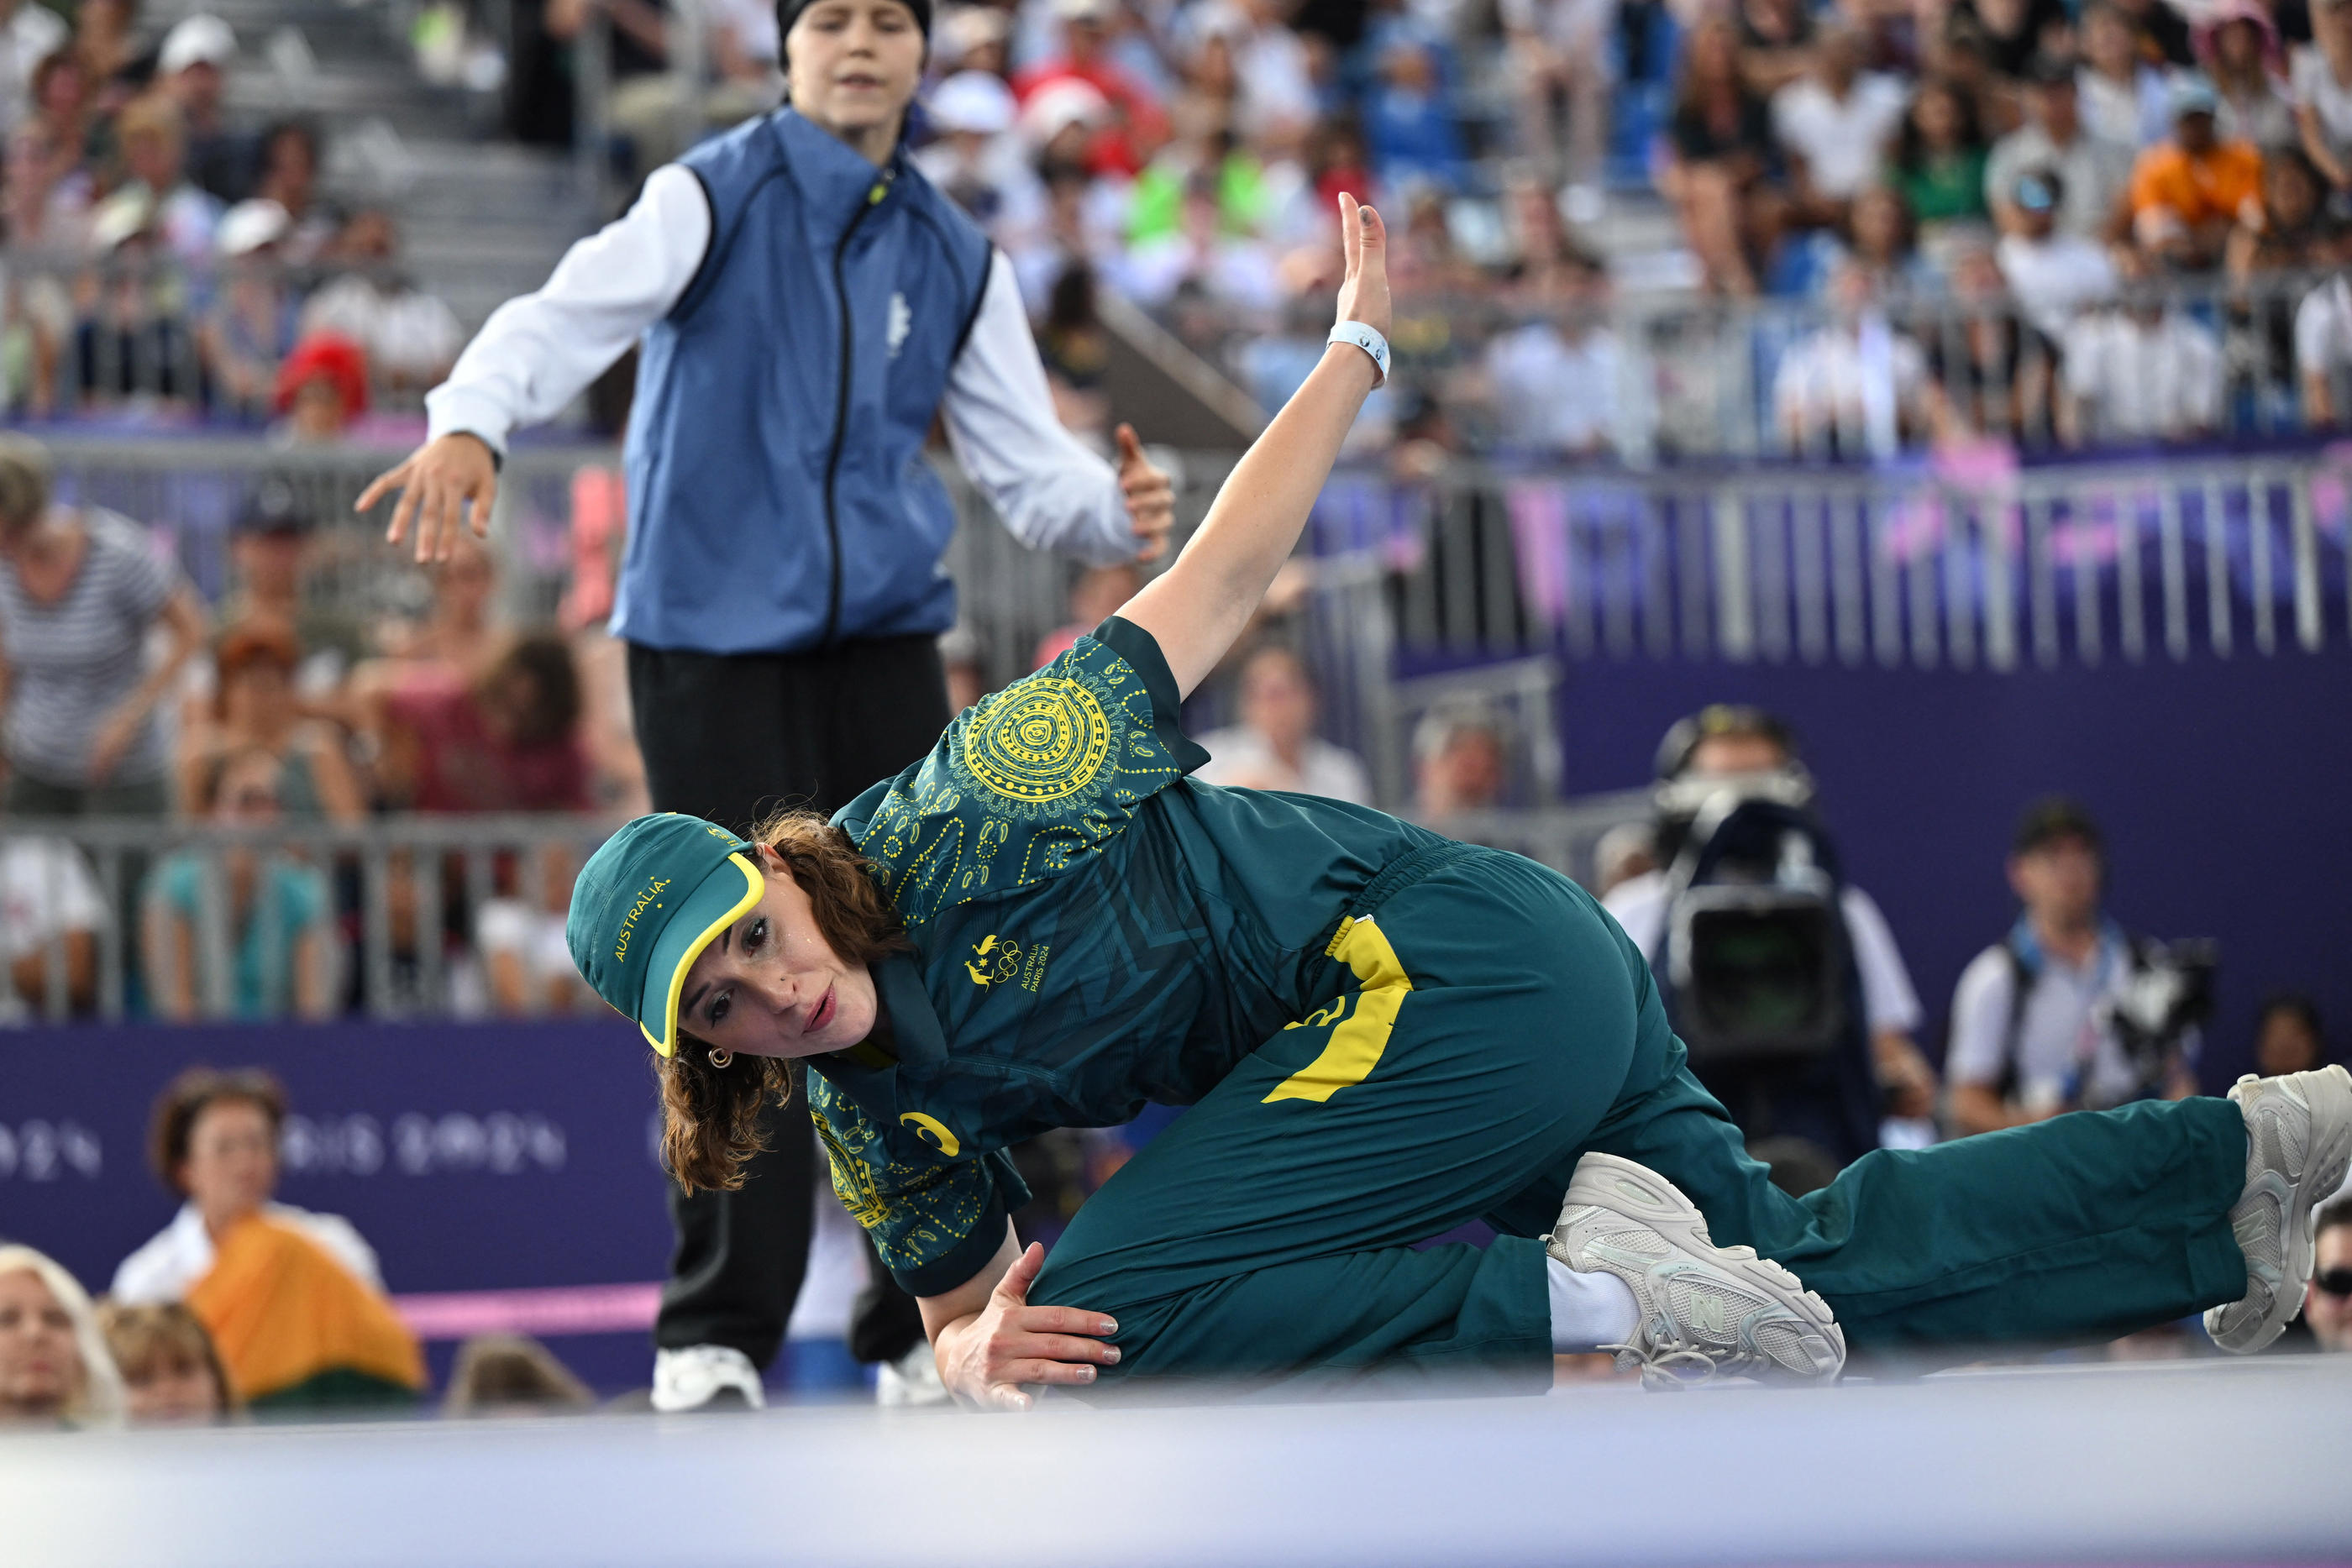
[0,1019,678,1391]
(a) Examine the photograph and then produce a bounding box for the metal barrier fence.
[0,800,1650,1024]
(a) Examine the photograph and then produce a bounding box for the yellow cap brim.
[638,852,764,1057]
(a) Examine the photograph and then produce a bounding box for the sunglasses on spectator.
[2314,1268,2352,1298]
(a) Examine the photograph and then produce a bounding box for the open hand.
[356,432,499,564]
[1115,423,1174,563]
[1333,191,1390,339]
[935,1241,1120,1411]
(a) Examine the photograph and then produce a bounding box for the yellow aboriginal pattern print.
[852,636,1180,928]
[806,1078,1001,1272]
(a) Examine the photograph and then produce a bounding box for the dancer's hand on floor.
[935,1241,1120,1411]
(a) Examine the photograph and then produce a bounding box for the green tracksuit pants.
[1029,848,2250,1394]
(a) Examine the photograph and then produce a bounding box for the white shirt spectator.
[302,273,466,390]
[1983,123,2137,240]
[1772,72,1909,200]
[0,836,102,1021]
[1604,869,1925,1039]
[1947,925,2192,1110]
[0,0,66,134]
[1997,231,2118,338]
[1772,316,1927,459]
[2292,44,2352,160]
[112,1200,385,1303]
[1482,319,1639,457]
[1193,724,1373,804]
[2297,274,2352,385]
[475,895,575,1002]
[2078,65,2172,148]
[2061,307,2222,440]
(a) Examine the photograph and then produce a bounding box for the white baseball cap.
[218,197,291,258]
[929,71,1016,135]
[1019,77,1109,144]
[159,13,236,75]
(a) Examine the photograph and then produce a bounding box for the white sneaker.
[873,1339,952,1407]
[1549,1152,1845,1389]
[2204,1065,2352,1354]
[650,1344,766,1413]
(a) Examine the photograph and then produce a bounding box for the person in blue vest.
[566,194,2349,1406]
[360,0,1173,1411]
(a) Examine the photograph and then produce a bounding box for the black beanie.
[775,0,934,55]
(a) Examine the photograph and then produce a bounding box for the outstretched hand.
[934,1241,1120,1411]
[356,433,499,564]
[1115,422,1174,563]
[1333,191,1390,339]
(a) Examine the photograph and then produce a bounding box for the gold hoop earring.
[706,1047,733,1070]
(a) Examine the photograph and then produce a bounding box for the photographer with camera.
[1947,798,2205,1135]
[1604,706,1937,1171]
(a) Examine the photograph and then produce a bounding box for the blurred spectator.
[2297,260,2352,421]
[477,847,584,1015]
[176,616,365,824]
[1034,561,1143,668]
[28,46,96,176]
[913,71,1045,244]
[0,0,67,138]
[1735,0,1816,96]
[932,3,1011,78]
[1501,0,1614,202]
[1037,262,1113,438]
[1011,0,1171,179]
[2200,1,2297,151]
[1996,170,2120,338]
[1194,642,1371,802]
[1949,0,2072,81]
[1475,249,1644,459]
[141,747,337,1020]
[1890,76,1995,239]
[558,464,650,815]
[1166,17,1242,141]
[2227,143,2332,282]
[1946,798,2199,1135]
[73,0,143,103]
[2254,994,2328,1074]
[95,1299,233,1422]
[1987,55,2136,243]
[1194,0,1316,155]
[1660,17,1781,297]
[2061,290,2223,441]
[114,93,223,270]
[372,527,506,677]
[1127,123,1285,248]
[368,632,590,815]
[1412,703,1508,814]
[2293,0,2352,195]
[300,210,465,396]
[1008,155,1123,311]
[2079,3,2172,149]
[443,1334,595,1415]
[270,331,369,443]
[6,103,92,255]
[70,211,206,411]
[1364,35,1469,198]
[2111,0,2196,69]
[1386,185,1482,296]
[1773,260,1932,458]
[196,198,300,421]
[2307,1200,2352,1352]
[0,827,101,1018]
[250,119,337,265]
[1930,241,2051,442]
[216,481,369,697]
[1773,22,1908,232]
[0,1243,124,1426]
[111,1067,422,1408]
[1114,168,1282,311]
[1843,184,1934,296]
[0,435,205,819]
[2129,75,2265,270]
[155,13,254,202]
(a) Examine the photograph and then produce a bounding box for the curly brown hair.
[657,810,907,1193]
[148,1067,288,1196]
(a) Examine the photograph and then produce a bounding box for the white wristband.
[1327,320,1390,386]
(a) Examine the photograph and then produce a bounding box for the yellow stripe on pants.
[1264,915,1413,1104]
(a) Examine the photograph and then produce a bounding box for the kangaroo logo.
[965,934,1022,987]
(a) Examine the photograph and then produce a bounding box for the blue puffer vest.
[612,108,993,654]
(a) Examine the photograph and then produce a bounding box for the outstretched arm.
[1116,193,1390,698]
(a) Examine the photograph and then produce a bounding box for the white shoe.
[651,1344,766,1413]
[1549,1152,1845,1389]
[2204,1065,2352,1354]
[873,1339,952,1407]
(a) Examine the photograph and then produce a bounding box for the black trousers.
[628,635,948,1367]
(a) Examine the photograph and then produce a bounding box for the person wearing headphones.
[360,0,1174,1411]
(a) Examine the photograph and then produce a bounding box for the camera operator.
[1604,705,1937,1168]
[1946,798,2202,1135]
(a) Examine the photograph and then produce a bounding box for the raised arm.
[357,167,714,563]
[1116,193,1390,698]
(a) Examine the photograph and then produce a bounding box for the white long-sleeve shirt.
[424,162,1136,564]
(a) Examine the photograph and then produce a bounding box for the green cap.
[566,813,764,1057]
